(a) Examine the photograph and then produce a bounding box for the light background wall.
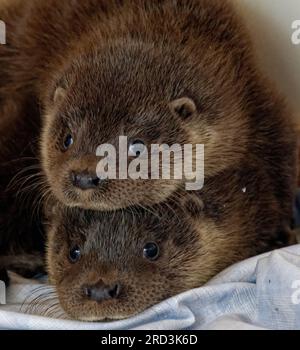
[232,0,300,120]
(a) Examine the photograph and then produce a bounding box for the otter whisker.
[21,285,62,318]
[6,164,42,192]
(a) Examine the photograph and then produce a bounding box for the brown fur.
[0,0,297,312]
[46,185,291,321]
[0,90,45,278]
[0,0,296,211]
[0,0,46,277]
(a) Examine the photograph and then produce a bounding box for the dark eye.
[63,134,74,150]
[69,245,81,263]
[143,242,159,261]
[128,139,146,157]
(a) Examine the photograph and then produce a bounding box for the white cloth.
[1,245,300,330]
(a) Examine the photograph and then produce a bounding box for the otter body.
[0,0,297,297]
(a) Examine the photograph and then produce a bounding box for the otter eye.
[63,134,74,150]
[143,242,159,261]
[128,139,146,157]
[69,246,81,263]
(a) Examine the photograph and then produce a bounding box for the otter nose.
[71,171,100,190]
[83,281,121,302]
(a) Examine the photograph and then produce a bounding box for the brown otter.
[46,185,292,321]
[0,1,297,283]
[0,0,296,210]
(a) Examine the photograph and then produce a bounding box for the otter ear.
[169,97,197,119]
[53,87,66,104]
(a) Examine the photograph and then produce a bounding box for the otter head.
[46,203,205,321]
[41,41,248,210]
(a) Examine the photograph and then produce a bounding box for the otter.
[0,1,297,283]
[0,0,296,209]
[46,187,292,321]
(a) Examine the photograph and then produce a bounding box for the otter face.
[41,42,248,211]
[46,206,202,321]
[41,84,187,210]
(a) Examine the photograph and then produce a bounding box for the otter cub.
[47,193,286,322]
[0,0,296,212]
